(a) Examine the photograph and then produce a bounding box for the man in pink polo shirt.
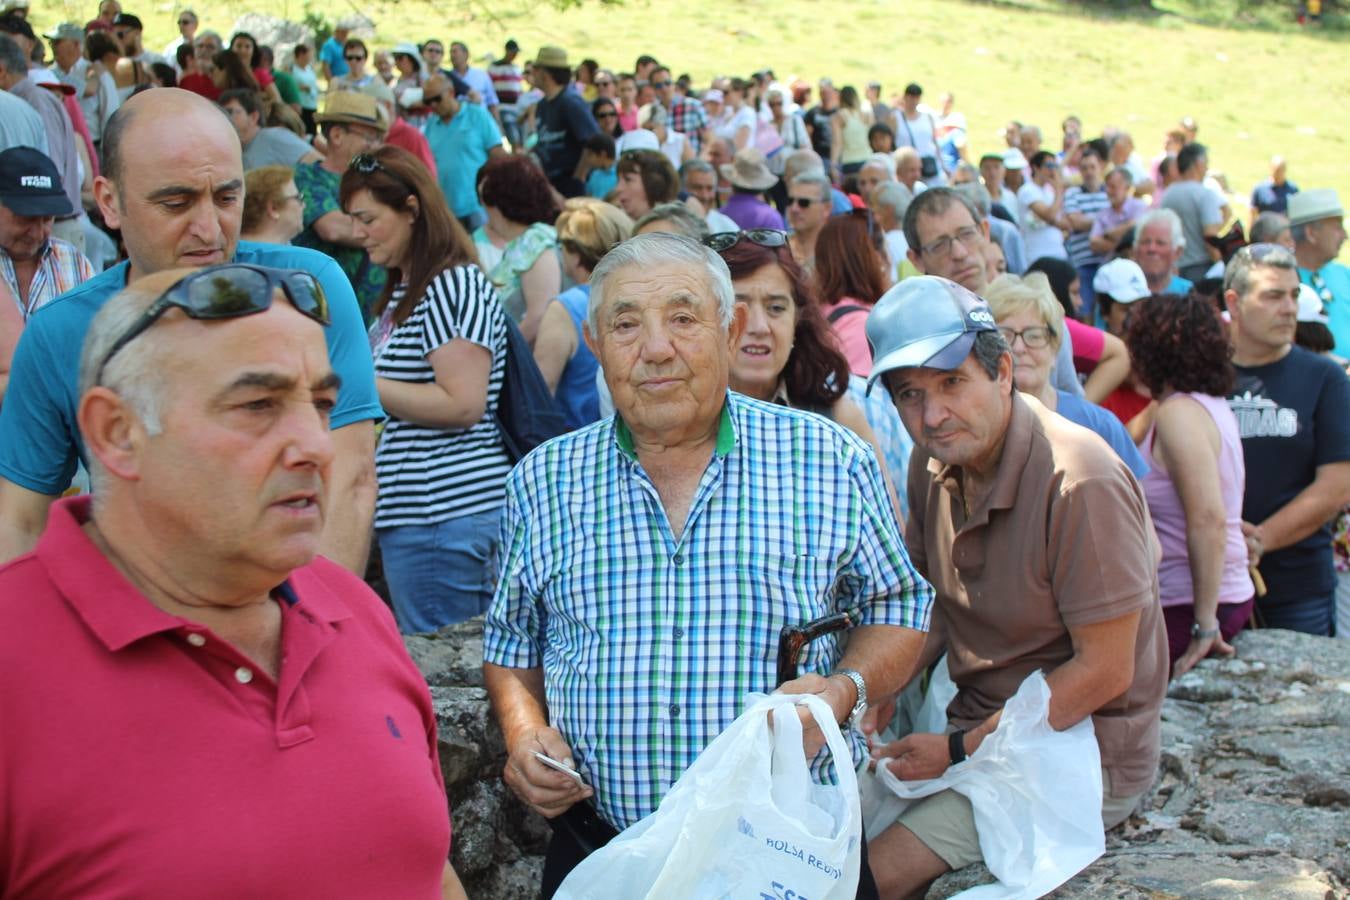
[0,266,466,899]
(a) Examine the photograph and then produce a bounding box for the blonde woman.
[531,198,634,427]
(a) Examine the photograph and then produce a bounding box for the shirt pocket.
[727,552,842,679]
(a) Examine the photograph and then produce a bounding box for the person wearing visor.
[860,275,1168,898]
[0,263,467,899]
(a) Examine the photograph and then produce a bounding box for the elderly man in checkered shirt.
[484,231,933,898]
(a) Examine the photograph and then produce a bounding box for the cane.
[776,610,857,687]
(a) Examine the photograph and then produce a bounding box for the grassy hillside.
[30,0,1350,225]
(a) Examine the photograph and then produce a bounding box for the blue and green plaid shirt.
[484,392,933,830]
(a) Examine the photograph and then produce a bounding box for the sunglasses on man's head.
[94,265,329,385]
[703,229,788,253]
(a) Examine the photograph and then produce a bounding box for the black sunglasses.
[421,92,442,105]
[703,229,788,253]
[789,196,826,209]
[595,110,617,118]
[94,265,329,385]
[650,80,670,89]
[345,54,365,61]
[350,153,385,174]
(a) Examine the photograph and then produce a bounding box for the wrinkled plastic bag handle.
[756,693,860,837]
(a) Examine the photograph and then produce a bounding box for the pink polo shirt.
[0,497,451,899]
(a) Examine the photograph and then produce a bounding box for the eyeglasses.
[94,265,329,385]
[919,225,983,259]
[789,196,827,209]
[703,229,788,253]
[650,80,670,89]
[421,92,442,105]
[595,111,617,119]
[177,18,193,25]
[998,325,1055,349]
[345,54,365,61]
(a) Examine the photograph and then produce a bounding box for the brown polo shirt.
[906,393,1168,797]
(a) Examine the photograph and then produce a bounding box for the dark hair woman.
[712,229,907,521]
[591,97,622,139]
[1125,292,1253,677]
[612,148,679,220]
[472,154,563,343]
[340,145,512,632]
[813,211,888,376]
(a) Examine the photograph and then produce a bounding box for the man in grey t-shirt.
[220,89,322,171]
[1161,142,1223,283]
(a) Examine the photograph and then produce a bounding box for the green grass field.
[29,0,1350,233]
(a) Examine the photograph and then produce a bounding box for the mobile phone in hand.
[533,751,585,784]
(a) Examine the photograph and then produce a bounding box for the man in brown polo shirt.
[859,275,1167,897]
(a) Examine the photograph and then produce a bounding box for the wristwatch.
[832,668,867,729]
[1191,622,1221,639]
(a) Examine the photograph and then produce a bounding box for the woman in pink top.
[1126,293,1254,676]
[813,211,889,376]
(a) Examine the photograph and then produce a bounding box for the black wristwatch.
[948,729,968,766]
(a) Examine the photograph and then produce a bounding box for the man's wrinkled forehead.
[601,267,721,320]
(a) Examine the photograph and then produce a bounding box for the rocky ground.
[405,625,1349,899]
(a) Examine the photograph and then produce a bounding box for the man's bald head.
[102,88,236,184]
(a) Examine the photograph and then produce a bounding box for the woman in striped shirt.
[341,146,512,632]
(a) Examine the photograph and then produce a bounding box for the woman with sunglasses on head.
[340,146,513,632]
[1124,291,1253,676]
[813,211,889,376]
[982,273,1148,478]
[531,198,633,428]
[712,229,907,522]
[472,155,563,345]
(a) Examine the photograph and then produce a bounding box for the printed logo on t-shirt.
[1230,390,1299,439]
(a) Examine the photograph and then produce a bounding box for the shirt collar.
[613,392,738,461]
[35,495,350,652]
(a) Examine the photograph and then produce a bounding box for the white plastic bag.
[875,670,1104,900]
[555,693,862,900]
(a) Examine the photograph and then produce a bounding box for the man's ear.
[726,301,748,352]
[78,387,149,484]
[93,176,122,231]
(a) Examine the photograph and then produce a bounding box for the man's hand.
[777,672,855,759]
[502,726,593,818]
[873,732,952,781]
[1241,520,1264,567]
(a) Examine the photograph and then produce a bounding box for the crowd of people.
[0,5,1348,898]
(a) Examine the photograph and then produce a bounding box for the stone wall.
[406,625,1349,899]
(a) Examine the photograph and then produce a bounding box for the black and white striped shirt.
[373,265,512,528]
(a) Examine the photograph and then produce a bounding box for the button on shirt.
[2,238,95,320]
[485,392,933,830]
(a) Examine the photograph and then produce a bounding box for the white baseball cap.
[1093,258,1151,304]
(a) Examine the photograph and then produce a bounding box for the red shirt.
[0,497,451,899]
[385,117,439,180]
[1100,384,1152,426]
[179,71,221,101]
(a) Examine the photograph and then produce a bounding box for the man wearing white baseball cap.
[1093,256,1152,338]
[1288,188,1348,355]
[862,275,1166,898]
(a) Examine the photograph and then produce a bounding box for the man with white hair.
[857,153,895,203]
[1134,208,1193,295]
[894,147,926,194]
[1289,189,1349,355]
[786,170,833,272]
[484,232,933,897]
[871,180,913,275]
[0,264,468,898]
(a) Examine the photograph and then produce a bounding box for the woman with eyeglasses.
[712,229,908,522]
[340,146,513,632]
[532,198,634,428]
[591,97,622,139]
[472,155,563,344]
[813,211,889,376]
[982,273,1148,478]
[1124,291,1253,676]
[241,166,306,245]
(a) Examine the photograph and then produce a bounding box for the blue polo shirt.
[319,37,347,79]
[1300,262,1350,358]
[0,242,382,496]
[422,104,501,218]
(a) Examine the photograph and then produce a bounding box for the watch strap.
[948,729,968,765]
[832,668,867,727]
